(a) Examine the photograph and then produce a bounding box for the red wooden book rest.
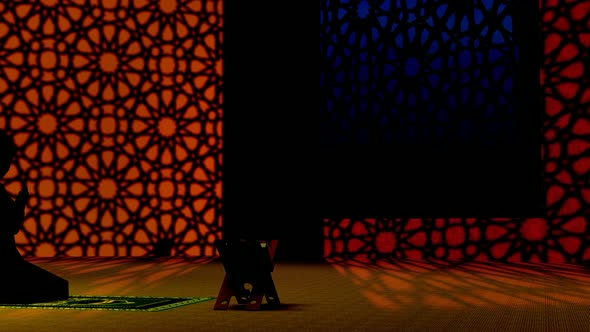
[214,239,280,310]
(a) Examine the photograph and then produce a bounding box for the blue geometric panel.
[320,0,519,147]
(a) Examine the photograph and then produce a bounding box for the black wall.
[223,3,319,261]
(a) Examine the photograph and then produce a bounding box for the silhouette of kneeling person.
[0,130,68,304]
[0,131,28,260]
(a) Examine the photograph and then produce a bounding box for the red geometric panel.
[0,0,222,257]
[324,0,590,263]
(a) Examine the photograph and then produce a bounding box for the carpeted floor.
[2,258,590,331]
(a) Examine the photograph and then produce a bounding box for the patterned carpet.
[1,258,590,331]
[0,295,213,312]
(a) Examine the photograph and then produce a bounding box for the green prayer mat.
[0,295,215,312]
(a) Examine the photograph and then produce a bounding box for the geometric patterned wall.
[319,0,537,220]
[324,0,590,263]
[0,0,222,257]
[321,0,520,146]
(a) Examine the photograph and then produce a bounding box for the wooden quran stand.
[214,239,280,310]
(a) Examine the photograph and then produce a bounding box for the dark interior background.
[223,1,542,261]
[320,0,543,218]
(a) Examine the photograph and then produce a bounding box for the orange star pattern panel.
[324,0,590,263]
[0,0,222,257]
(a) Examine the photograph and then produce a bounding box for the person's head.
[0,130,16,178]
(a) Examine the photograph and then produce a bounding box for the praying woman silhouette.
[0,130,29,260]
[0,130,69,304]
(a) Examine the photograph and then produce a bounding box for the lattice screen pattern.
[321,0,519,146]
[323,0,590,263]
[0,0,222,257]
[3,0,589,262]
